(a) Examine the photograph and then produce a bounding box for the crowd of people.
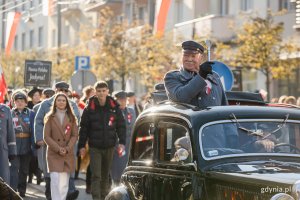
[1,40,298,200]
[0,81,143,200]
[270,95,300,106]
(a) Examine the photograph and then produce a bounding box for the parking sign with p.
[75,56,90,71]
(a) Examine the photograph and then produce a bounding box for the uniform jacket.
[164,67,228,107]
[78,96,126,150]
[11,107,33,155]
[43,113,78,173]
[0,104,16,184]
[111,107,136,181]
[34,96,80,143]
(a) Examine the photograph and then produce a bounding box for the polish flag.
[155,0,171,36]
[0,64,7,103]
[5,12,21,56]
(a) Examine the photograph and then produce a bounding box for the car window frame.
[199,118,300,161]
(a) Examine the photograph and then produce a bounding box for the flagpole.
[1,0,6,50]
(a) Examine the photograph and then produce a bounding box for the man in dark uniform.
[0,103,17,185]
[10,91,33,197]
[111,90,136,186]
[164,40,227,108]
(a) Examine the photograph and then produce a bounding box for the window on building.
[158,121,192,163]
[14,35,18,50]
[30,0,34,8]
[21,33,26,51]
[22,0,26,11]
[38,27,43,47]
[52,29,56,47]
[279,0,296,11]
[125,3,131,22]
[132,122,155,161]
[220,0,229,15]
[138,6,145,22]
[176,0,183,23]
[241,0,253,11]
[29,30,34,48]
[64,25,70,44]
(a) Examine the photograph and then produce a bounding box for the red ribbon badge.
[65,125,71,135]
[127,113,132,123]
[108,116,115,126]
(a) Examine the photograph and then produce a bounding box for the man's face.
[96,87,109,101]
[116,98,127,109]
[182,52,202,72]
[32,92,41,103]
[14,99,27,110]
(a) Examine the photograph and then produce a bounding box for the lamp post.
[57,0,61,65]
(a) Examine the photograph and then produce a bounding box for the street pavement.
[24,173,92,200]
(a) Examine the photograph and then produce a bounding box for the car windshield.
[200,118,300,160]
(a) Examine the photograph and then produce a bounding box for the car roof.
[141,102,300,126]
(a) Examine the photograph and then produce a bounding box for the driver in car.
[171,136,192,162]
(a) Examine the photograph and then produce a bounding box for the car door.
[149,118,195,200]
[124,120,156,200]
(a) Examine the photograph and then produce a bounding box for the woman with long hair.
[43,93,78,200]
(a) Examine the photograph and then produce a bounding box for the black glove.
[199,61,214,79]
[8,155,16,161]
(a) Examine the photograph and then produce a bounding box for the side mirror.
[176,148,189,161]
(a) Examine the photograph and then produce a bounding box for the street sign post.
[75,56,90,71]
[70,70,97,95]
[212,61,234,91]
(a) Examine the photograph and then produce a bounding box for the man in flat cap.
[127,91,143,116]
[111,90,136,186]
[164,40,227,108]
[34,81,80,200]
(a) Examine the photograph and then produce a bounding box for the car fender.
[105,185,131,200]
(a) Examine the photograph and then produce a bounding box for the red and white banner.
[5,12,21,56]
[0,64,7,103]
[155,0,171,36]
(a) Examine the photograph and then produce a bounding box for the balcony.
[174,15,235,42]
[84,0,122,13]
[60,2,81,18]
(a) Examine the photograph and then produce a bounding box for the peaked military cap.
[126,91,135,97]
[42,88,55,97]
[113,90,127,99]
[28,87,43,98]
[14,92,27,101]
[182,40,204,54]
[55,81,69,89]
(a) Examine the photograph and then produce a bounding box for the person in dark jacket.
[78,81,126,200]
[164,40,228,108]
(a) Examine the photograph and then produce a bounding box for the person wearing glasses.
[34,82,80,200]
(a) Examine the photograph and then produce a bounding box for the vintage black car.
[106,93,300,200]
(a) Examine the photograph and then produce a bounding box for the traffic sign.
[75,56,90,71]
[212,61,234,91]
[71,70,97,95]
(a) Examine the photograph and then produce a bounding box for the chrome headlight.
[270,193,294,200]
[292,180,300,200]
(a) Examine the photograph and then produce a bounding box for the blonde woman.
[43,93,78,200]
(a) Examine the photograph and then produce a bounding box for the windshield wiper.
[230,113,289,138]
[261,114,289,140]
[230,113,264,137]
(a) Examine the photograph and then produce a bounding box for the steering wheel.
[274,143,300,153]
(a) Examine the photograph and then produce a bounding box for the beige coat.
[43,114,78,173]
